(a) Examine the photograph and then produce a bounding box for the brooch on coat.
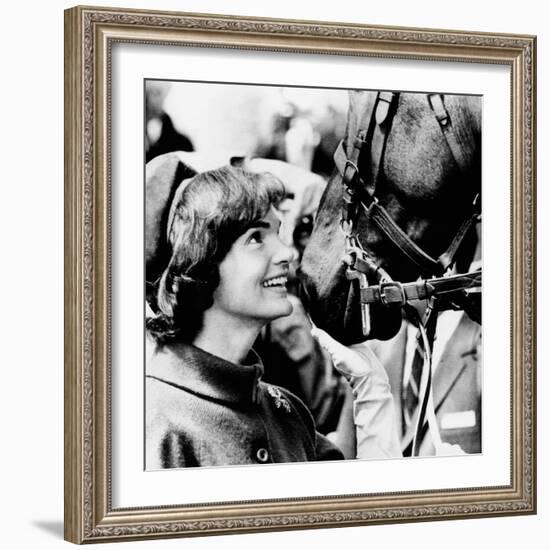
[267,385,291,413]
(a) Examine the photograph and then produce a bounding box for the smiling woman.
[145,165,346,468]
[148,166,287,344]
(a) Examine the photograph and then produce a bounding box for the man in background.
[145,81,194,162]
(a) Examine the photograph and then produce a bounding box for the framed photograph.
[64,5,536,544]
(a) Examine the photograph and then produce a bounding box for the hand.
[311,326,384,380]
[311,327,402,459]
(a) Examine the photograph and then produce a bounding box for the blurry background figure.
[254,88,347,179]
[145,81,194,162]
[289,215,314,294]
[292,215,314,256]
[243,158,326,249]
[285,116,317,170]
[255,294,350,441]
[311,104,347,180]
[254,110,292,162]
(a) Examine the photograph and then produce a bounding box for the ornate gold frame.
[64,5,537,544]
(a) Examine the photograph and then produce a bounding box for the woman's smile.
[261,274,288,290]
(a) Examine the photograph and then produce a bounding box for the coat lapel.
[432,314,480,411]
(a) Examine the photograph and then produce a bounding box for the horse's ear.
[145,153,197,288]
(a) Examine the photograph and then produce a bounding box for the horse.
[300,90,482,346]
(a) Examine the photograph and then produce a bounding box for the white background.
[0,0,545,549]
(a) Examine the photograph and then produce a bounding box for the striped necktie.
[402,305,438,453]
[403,327,425,434]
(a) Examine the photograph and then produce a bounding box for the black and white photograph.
[144,80,482,470]
[60,3,538,545]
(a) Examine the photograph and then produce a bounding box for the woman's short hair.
[147,165,285,343]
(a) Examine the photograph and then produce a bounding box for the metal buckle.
[379,281,407,306]
[343,245,362,278]
[435,113,450,127]
[343,159,359,186]
[428,93,450,127]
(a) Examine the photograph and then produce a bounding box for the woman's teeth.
[262,276,287,288]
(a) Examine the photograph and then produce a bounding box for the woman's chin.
[270,296,294,319]
[258,287,294,320]
[282,297,294,316]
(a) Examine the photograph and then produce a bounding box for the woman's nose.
[274,238,298,264]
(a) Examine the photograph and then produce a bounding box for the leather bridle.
[333,91,482,456]
[333,91,481,336]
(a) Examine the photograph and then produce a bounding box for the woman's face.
[211,206,295,327]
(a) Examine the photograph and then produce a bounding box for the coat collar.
[146,342,264,405]
[432,313,480,409]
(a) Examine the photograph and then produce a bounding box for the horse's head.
[300,90,481,344]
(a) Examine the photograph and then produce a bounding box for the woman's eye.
[248,231,263,244]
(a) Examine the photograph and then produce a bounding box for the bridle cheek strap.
[336,140,479,279]
[428,93,471,175]
[366,201,443,276]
